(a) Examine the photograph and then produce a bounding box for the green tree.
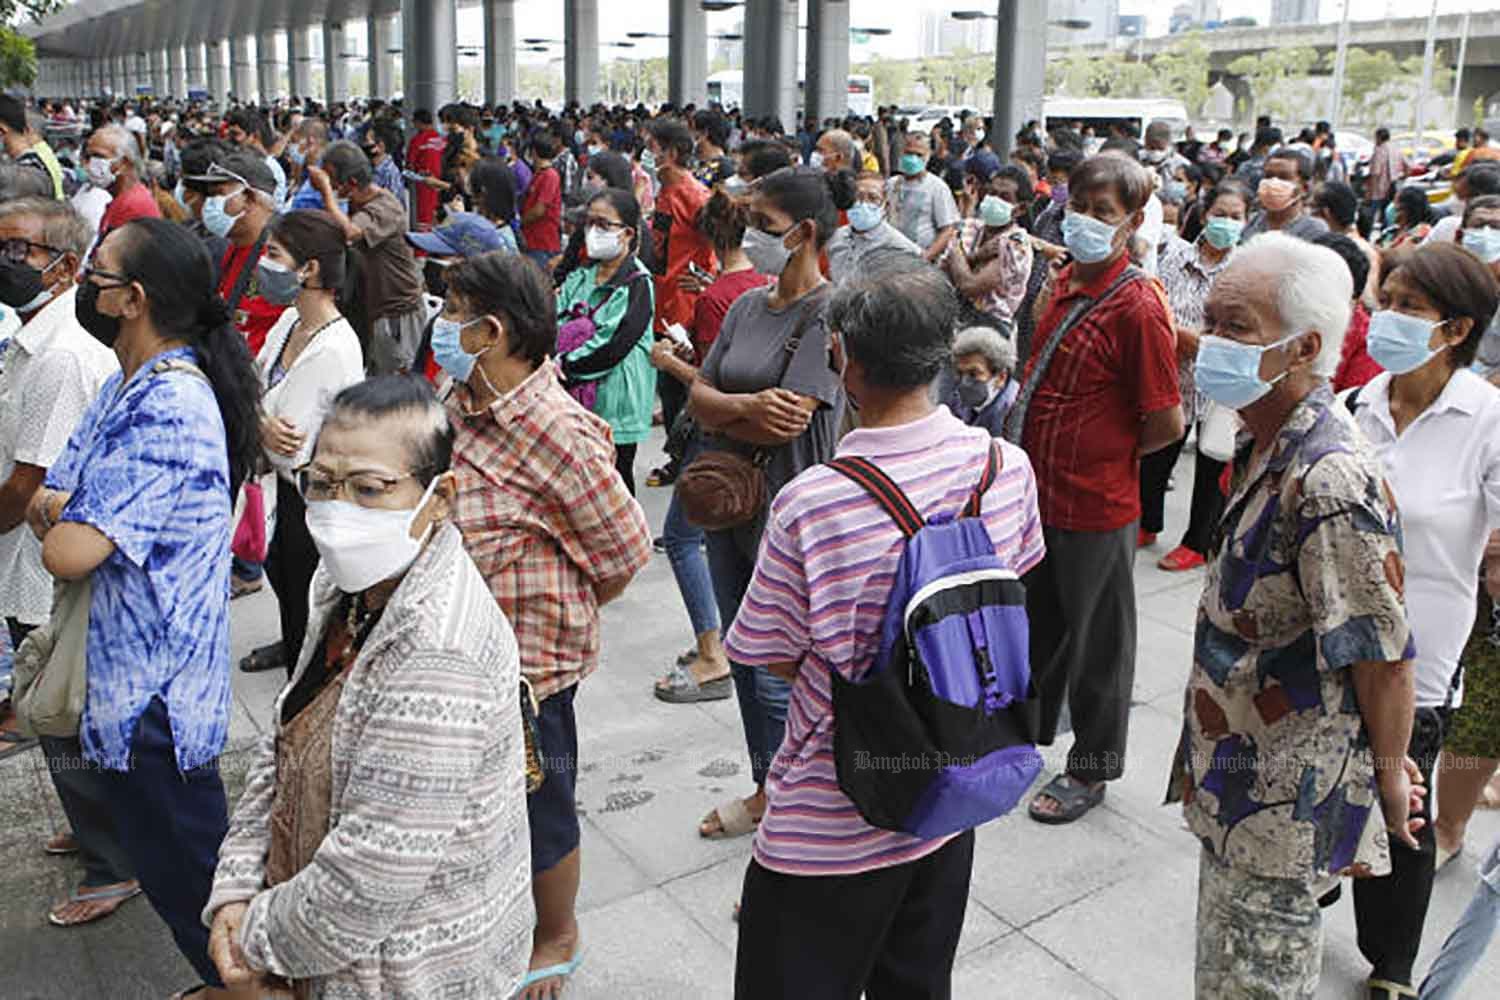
[1227,46,1318,125]
[1153,34,1212,118]
[1336,47,1402,125]
[854,54,917,107]
[0,30,37,88]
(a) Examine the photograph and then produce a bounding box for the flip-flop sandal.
[1436,842,1464,871]
[675,647,698,667]
[169,984,209,1000]
[47,883,141,927]
[1480,777,1500,809]
[654,663,732,704]
[1027,774,1106,825]
[1368,978,1417,999]
[0,728,38,760]
[43,832,78,855]
[513,951,584,998]
[700,797,759,840]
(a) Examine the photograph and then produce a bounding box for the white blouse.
[255,308,364,475]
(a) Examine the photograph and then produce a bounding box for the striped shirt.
[725,407,1045,876]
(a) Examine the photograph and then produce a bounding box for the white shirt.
[71,185,111,259]
[1137,193,1165,276]
[1422,214,1461,245]
[0,287,118,624]
[1351,370,1500,706]
[265,154,288,209]
[256,308,365,475]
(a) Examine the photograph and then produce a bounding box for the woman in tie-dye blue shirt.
[28,218,262,994]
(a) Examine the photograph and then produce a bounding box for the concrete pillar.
[167,44,185,98]
[805,0,849,125]
[231,36,256,103]
[110,55,124,97]
[207,41,230,104]
[484,0,517,106]
[988,0,1046,159]
[402,0,457,116]
[1457,65,1500,128]
[324,23,349,105]
[258,29,283,102]
[744,0,798,129]
[370,13,399,101]
[668,0,707,108]
[564,0,599,106]
[1219,74,1253,127]
[186,42,206,95]
[151,48,168,97]
[287,26,314,102]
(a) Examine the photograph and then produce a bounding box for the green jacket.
[557,257,656,446]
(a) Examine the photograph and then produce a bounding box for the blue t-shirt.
[46,346,233,772]
[289,177,325,211]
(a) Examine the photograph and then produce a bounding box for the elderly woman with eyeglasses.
[205,376,534,1000]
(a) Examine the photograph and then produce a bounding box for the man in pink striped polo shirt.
[725,257,1044,999]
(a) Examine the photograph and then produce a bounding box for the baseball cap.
[405,212,505,258]
[182,151,277,195]
[965,149,1002,182]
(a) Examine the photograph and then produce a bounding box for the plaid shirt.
[448,360,652,700]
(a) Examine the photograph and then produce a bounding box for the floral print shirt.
[1166,384,1413,884]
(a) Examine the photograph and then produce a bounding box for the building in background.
[917,11,994,58]
[1271,0,1320,25]
[1046,0,1121,48]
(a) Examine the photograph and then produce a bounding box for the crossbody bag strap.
[749,284,832,467]
[1002,264,1143,445]
[224,216,278,318]
[827,456,925,538]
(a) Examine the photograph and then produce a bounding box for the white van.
[1042,97,1190,141]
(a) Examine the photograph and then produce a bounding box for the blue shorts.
[527,684,580,875]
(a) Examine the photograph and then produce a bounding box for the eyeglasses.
[584,217,628,231]
[0,239,63,265]
[296,467,422,504]
[79,265,131,288]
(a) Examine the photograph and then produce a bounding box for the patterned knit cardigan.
[205,522,535,999]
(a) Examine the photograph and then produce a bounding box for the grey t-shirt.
[699,284,845,503]
[1239,210,1328,244]
[825,222,923,285]
[886,171,960,252]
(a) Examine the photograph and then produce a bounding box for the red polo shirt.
[1019,253,1179,532]
[406,127,445,228]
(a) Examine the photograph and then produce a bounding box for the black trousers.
[1180,440,1227,557]
[615,442,638,497]
[1139,433,1187,536]
[10,619,136,891]
[734,830,975,1000]
[100,697,229,987]
[659,369,688,447]
[1024,523,1138,784]
[1352,706,1450,985]
[264,475,318,678]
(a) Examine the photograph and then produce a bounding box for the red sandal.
[1158,545,1206,572]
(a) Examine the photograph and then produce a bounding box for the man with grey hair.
[948,325,1018,438]
[1167,232,1421,999]
[311,141,426,374]
[82,123,158,243]
[0,197,129,926]
[813,128,856,174]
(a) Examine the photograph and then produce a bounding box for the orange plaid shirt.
[448,360,652,700]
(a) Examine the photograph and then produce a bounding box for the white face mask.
[304,478,439,593]
[586,225,624,261]
[86,156,116,188]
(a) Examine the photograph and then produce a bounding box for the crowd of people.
[0,83,1498,1000]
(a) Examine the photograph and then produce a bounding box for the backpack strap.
[827,456,925,539]
[962,441,1003,518]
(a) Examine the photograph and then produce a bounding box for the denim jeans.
[1419,845,1500,999]
[705,519,790,787]
[663,438,719,639]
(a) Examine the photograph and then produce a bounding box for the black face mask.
[75,280,122,348]
[423,259,449,299]
[0,258,50,311]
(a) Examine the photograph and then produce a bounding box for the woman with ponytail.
[25,216,260,999]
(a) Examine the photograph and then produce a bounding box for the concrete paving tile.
[1133,612,1197,707]
[567,888,734,1000]
[576,813,656,916]
[952,929,1118,999]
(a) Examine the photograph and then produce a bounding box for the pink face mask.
[1258,177,1300,212]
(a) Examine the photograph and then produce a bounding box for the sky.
[482,0,1497,66]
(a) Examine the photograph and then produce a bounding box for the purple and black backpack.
[826,442,1041,840]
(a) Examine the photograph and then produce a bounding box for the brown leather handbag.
[677,293,825,531]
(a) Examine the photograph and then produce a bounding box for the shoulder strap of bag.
[225,216,278,317]
[773,283,832,390]
[153,356,209,384]
[962,441,1002,518]
[1002,264,1144,444]
[827,456,925,539]
[585,267,650,320]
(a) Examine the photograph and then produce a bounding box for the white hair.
[93,124,145,177]
[1232,232,1352,377]
[952,325,1017,375]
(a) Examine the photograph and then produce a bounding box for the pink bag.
[232,481,268,564]
[556,305,600,411]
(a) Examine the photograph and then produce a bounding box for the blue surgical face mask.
[899,153,926,177]
[848,201,882,233]
[1061,210,1121,264]
[202,189,244,239]
[1366,309,1448,375]
[1194,332,1302,409]
[431,316,486,384]
[1202,216,1244,251]
[1463,227,1500,263]
[979,195,1013,228]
